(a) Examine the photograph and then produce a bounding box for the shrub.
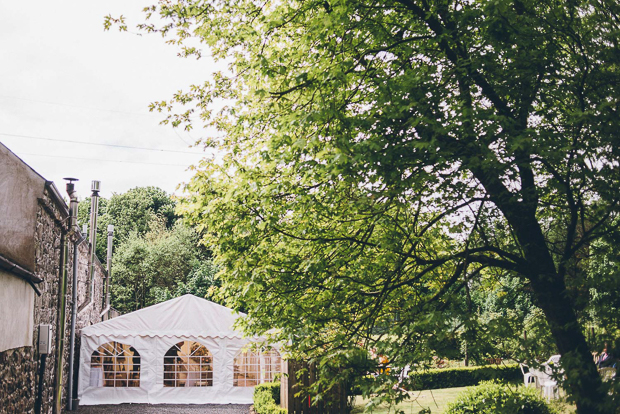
[407,364,521,390]
[254,382,286,414]
[446,381,556,414]
[256,381,281,404]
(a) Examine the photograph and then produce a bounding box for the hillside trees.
[586,232,620,345]
[459,270,556,365]
[115,1,620,412]
[77,186,217,312]
[78,186,177,262]
[110,220,216,313]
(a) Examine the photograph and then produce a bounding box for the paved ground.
[76,404,251,413]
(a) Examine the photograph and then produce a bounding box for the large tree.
[110,221,210,313]
[78,186,177,262]
[77,187,216,313]
[113,0,620,411]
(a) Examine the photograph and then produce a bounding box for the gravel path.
[75,404,251,414]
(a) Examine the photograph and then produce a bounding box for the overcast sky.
[0,0,222,199]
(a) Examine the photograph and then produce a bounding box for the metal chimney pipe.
[87,181,100,310]
[106,225,114,271]
[101,224,114,320]
[88,180,101,246]
[65,178,79,229]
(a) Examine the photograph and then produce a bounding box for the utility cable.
[0,95,203,147]
[18,152,194,167]
[173,128,194,146]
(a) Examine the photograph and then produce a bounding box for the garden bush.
[446,381,555,414]
[407,364,521,390]
[253,381,286,414]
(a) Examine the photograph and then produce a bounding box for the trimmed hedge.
[407,364,521,390]
[254,382,286,414]
[446,381,555,414]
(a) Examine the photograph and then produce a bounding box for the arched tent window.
[163,341,213,387]
[233,348,281,387]
[233,350,260,387]
[262,349,282,382]
[90,342,140,387]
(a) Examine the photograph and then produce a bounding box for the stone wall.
[37,186,66,414]
[0,346,36,413]
[0,184,106,414]
[75,240,106,331]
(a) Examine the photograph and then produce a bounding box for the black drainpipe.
[34,353,47,414]
[53,178,78,414]
[78,181,100,314]
[67,208,85,411]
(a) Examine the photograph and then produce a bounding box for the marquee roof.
[81,294,245,339]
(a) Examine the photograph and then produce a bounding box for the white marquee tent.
[78,294,281,405]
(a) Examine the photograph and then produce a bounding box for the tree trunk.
[528,271,611,413]
[510,215,612,413]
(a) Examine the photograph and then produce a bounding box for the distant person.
[379,354,390,374]
[432,355,446,368]
[597,343,614,368]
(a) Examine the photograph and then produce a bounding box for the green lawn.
[351,387,471,414]
[351,386,576,414]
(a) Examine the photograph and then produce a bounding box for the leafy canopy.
[110,0,620,412]
[76,186,218,313]
[110,220,216,313]
[78,186,177,262]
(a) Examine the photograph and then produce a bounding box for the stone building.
[0,142,108,413]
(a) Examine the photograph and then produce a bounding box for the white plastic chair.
[393,364,411,391]
[520,363,537,387]
[537,370,558,400]
[529,368,545,389]
[544,356,564,387]
[398,364,411,382]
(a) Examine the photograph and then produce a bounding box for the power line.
[0,132,204,155]
[18,152,194,167]
[0,95,204,147]
[173,128,194,146]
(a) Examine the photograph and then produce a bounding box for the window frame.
[163,340,214,387]
[233,347,282,387]
[90,341,141,388]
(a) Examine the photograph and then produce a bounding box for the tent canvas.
[78,294,279,405]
